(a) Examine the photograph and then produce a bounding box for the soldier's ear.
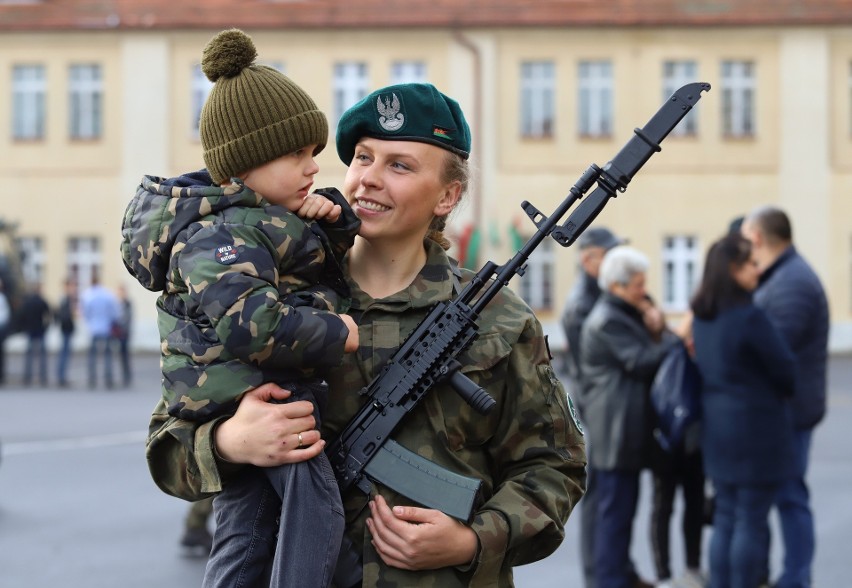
[433,180,461,217]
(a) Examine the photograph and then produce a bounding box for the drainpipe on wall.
[452,29,483,228]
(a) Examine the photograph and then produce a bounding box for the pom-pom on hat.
[199,29,328,185]
[336,83,471,165]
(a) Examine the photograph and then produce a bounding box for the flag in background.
[456,223,481,270]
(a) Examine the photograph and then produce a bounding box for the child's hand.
[297,193,342,222]
[339,313,360,353]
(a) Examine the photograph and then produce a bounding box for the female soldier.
[145,82,586,586]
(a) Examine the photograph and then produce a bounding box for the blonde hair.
[425,151,470,250]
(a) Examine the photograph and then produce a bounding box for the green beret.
[336,83,471,165]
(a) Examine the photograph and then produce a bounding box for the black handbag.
[650,341,702,452]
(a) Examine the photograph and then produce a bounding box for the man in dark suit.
[742,206,829,588]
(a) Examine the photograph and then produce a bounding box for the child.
[120,29,359,587]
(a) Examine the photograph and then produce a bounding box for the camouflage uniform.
[146,239,587,587]
[120,170,359,419]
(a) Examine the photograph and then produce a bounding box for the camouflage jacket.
[121,170,360,420]
[146,240,587,587]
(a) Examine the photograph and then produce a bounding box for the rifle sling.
[363,439,482,523]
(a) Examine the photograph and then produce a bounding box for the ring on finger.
[297,432,304,448]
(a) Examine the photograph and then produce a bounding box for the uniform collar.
[345,240,456,312]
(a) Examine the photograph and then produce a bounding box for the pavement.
[0,350,850,587]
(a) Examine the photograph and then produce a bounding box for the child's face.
[239,145,320,211]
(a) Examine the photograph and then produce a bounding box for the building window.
[662,235,700,312]
[12,64,46,141]
[15,236,45,287]
[67,236,101,293]
[191,64,214,139]
[69,64,103,140]
[578,60,613,138]
[391,61,427,84]
[721,60,755,138]
[518,238,554,311]
[333,62,369,125]
[520,61,555,139]
[663,60,698,137]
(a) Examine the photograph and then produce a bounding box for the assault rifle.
[326,82,711,522]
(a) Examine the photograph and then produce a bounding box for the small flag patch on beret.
[433,127,452,140]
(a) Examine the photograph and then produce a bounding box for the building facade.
[1,1,850,350]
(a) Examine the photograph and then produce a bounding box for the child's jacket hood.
[120,170,267,292]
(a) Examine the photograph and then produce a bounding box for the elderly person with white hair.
[579,245,680,588]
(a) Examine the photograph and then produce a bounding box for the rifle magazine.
[364,439,482,523]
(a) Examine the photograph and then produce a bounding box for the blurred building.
[1,0,850,351]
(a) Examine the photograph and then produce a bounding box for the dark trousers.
[709,481,777,588]
[88,334,113,387]
[115,335,132,385]
[580,465,598,588]
[24,333,48,385]
[650,448,705,579]
[0,327,7,384]
[594,468,641,588]
[203,382,344,588]
[204,453,344,588]
[57,332,73,385]
[774,428,815,588]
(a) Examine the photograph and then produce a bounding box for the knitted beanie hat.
[199,29,328,185]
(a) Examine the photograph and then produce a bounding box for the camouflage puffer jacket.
[146,240,587,587]
[120,170,360,420]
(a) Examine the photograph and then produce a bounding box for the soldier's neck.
[348,237,428,300]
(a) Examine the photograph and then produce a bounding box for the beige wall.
[2,25,850,350]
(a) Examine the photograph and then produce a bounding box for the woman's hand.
[366,495,478,571]
[213,383,324,467]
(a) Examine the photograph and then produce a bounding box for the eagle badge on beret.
[377,93,404,131]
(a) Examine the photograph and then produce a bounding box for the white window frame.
[67,236,101,293]
[391,61,427,84]
[520,61,555,139]
[663,60,698,137]
[15,236,45,287]
[662,235,700,312]
[191,64,214,139]
[333,62,369,126]
[69,64,103,140]
[519,238,555,311]
[578,60,613,138]
[12,64,46,141]
[722,60,755,138]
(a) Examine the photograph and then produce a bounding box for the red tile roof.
[0,0,851,31]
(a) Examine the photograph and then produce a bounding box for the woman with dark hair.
[690,233,796,588]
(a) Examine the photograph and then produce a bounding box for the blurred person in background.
[113,284,133,387]
[560,226,627,588]
[0,279,9,385]
[81,275,119,389]
[181,496,215,557]
[55,278,77,388]
[741,206,829,588]
[20,282,51,386]
[580,246,680,588]
[690,233,797,588]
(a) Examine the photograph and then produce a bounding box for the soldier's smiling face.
[343,138,460,244]
[239,145,320,211]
